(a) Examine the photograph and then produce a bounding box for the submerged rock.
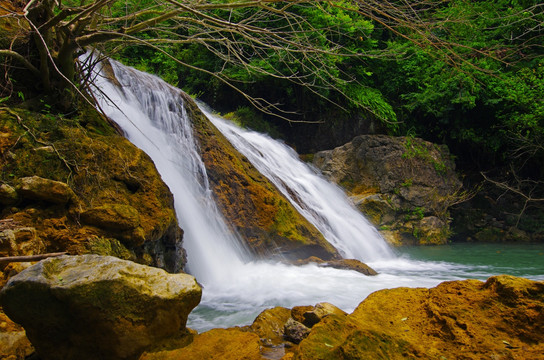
[0,255,201,360]
[314,135,462,245]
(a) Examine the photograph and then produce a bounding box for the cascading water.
[202,107,393,261]
[89,57,250,285]
[89,56,544,331]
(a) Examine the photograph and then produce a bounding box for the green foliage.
[224,107,283,139]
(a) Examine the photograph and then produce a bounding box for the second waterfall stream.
[91,57,470,330]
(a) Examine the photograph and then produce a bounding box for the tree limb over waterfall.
[2,0,541,121]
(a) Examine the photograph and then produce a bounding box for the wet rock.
[182,92,339,261]
[0,255,201,360]
[17,176,75,205]
[314,135,462,245]
[284,318,311,344]
[301,302,347,328]
[290,275,544,359]
[320,259,378,276]
[140,328,261,360]
[249,306,291,346]
[294,257,378,276]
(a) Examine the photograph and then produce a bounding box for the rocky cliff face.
[0,107,184,273]
[182,93,339,261]
[314,135,462,245]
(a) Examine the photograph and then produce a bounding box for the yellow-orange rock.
[291,275,544,360]
[249,306,291,346]
[140,328,261,360]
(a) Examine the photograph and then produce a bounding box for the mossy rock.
[290,275,544,359]
[0,255,202,360]
[0,107,183,271]
[181,93,338,261]
[140,328,262,360]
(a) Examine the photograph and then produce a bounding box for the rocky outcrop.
[141,301,348,360]
[0,255,202,360]
[0,108,184,273]
[181,93,338,261]
[295,256,378,276]
[0,107,185,359]
[314,135,462,245]
[291,275,544,360]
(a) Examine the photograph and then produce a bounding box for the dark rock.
[0,184,18,206]
[283,318,311,344]
[0,255,201,360]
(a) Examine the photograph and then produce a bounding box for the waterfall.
[90,58,250,285]
[89,57,464,331]
[202,108,394,261]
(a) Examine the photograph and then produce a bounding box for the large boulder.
[314,135,462,245]
[0,255,202,360]
[291,275,544,359]
[181,93,338,261]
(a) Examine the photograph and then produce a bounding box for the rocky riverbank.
[2,256,542,360]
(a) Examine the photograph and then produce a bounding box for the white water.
[89,57,544,332]
[202,107,393,261]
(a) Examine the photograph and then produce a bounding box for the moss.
[85,237,135,261]
[181,93,338,260]
[0,106,181,268]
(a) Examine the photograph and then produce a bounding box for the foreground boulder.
[291,275,544,359]
[314,135,462,245]
[0,255,202,360]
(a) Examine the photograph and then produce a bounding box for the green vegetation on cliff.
[0,105,183,272]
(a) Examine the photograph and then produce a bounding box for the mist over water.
[90,57,544,332]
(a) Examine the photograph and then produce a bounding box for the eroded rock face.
[0,108,185,272]
[181,93,338,261]
[314,135,462,245]
[291,275,544,360]
[0,255,202,360]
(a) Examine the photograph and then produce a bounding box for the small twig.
[0,252,68,264]
[4,107,77,179]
